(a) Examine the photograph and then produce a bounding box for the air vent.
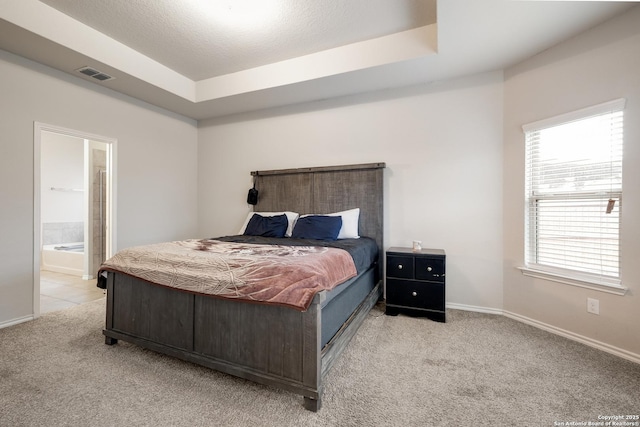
[76,66,115,82]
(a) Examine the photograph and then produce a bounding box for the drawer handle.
[398,264,403,270]
[427,266,432,272]
[412,291,417,297]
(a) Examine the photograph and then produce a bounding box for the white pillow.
[238,211,299,237]
[330,208,360,239]
[299,208,360,239]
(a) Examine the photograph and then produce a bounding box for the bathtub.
[41,242,84,277]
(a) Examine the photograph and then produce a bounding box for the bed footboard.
[103,272,380,410]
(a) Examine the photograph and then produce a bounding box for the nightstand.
[385,247,446,322]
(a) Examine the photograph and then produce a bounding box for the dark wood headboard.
[251,162,385,261]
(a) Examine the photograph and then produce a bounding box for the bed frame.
[102,162,385,411]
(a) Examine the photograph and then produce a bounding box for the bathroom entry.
[34,123,116,316]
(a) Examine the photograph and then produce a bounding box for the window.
[522,99,625,292]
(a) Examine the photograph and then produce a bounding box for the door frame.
[33,122,117,317]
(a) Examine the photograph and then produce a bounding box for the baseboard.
[446,302,503,315]
[0,315,34,330]
[503,310,640,365]
[42,265,83,277]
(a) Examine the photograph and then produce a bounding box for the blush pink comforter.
[100,239,357,310]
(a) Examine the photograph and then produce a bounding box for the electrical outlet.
[587,298,600,315]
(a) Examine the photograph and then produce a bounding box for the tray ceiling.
[0,0,633,120]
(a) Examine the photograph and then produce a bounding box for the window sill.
[518,267,627,296]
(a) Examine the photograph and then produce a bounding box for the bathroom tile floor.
[40,270,105,314]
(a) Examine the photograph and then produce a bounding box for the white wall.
[0,50,198,326]
[40,132,84,223]
[198,71,505,312]
[503,7,640,358]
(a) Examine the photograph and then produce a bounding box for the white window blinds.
[523,99,624,283]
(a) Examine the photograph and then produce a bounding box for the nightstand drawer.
[386,255,414,279]
[386,279,445,312]
[415,257,445,282]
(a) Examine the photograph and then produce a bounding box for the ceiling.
[0,0,634,120]
[37,0,438,81]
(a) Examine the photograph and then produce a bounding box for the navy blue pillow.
[291,215,343,240]
[244,214,288,238]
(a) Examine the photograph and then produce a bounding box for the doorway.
[33,123,117,316]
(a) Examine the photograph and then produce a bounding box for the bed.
[99,162,385,411]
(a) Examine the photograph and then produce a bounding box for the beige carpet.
[1,298,638,426]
